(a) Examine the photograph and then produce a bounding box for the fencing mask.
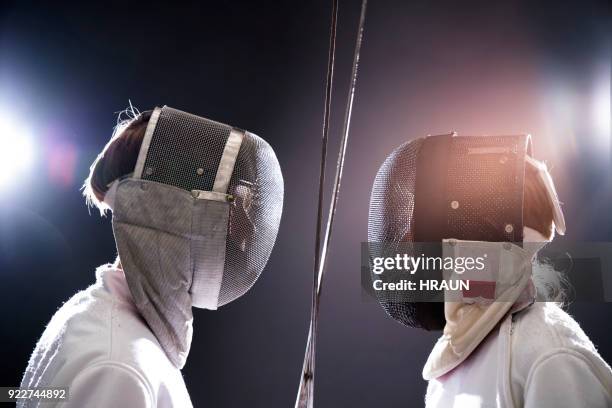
[104,106,284,368]
[367,133,565,333]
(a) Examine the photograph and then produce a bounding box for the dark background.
[1,0,611,406]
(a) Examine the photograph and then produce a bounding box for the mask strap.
[191,125,243,309]
[525,155,566,235]
[212,128,244,194]
[133,107,162,179]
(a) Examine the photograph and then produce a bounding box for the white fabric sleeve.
[65,362,154,408]
[524,350,612,408]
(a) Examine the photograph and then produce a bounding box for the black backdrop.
[1,1,611,406]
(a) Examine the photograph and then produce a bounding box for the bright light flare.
[0,115,35,188]
[590,61,611,154]
[593,77,610,143]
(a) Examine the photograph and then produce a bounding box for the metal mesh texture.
[367,135,527,329]
[142,107,230,191]
[141,107,283,307]
[446,136,525,242]
[368,138,425,328]
[368,138,423,243]
[219,131,283,306]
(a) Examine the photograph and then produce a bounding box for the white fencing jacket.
[425,302,612,407]
[19,265,193,408]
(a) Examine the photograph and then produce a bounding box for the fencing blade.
[295,1,368,407]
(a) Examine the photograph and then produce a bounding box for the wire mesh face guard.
[367,133,531,330]
[114,106,284,310]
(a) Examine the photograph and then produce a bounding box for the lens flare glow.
[593,79,611,144]
[0,115,35,188]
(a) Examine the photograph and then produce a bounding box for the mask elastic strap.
[133,107,162,179]
[525,155,566,235]
[190,127,244,309]
[189,128,244,204]
[212,128,244,194]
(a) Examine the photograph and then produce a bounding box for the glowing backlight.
[0,115,35,188]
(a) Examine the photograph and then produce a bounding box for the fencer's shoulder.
[46,267,179,381]
[509,303,612,403]
[510,302,612,386]
[512,302,596,352]
[98,268,192,407]
[95,266,183,386]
